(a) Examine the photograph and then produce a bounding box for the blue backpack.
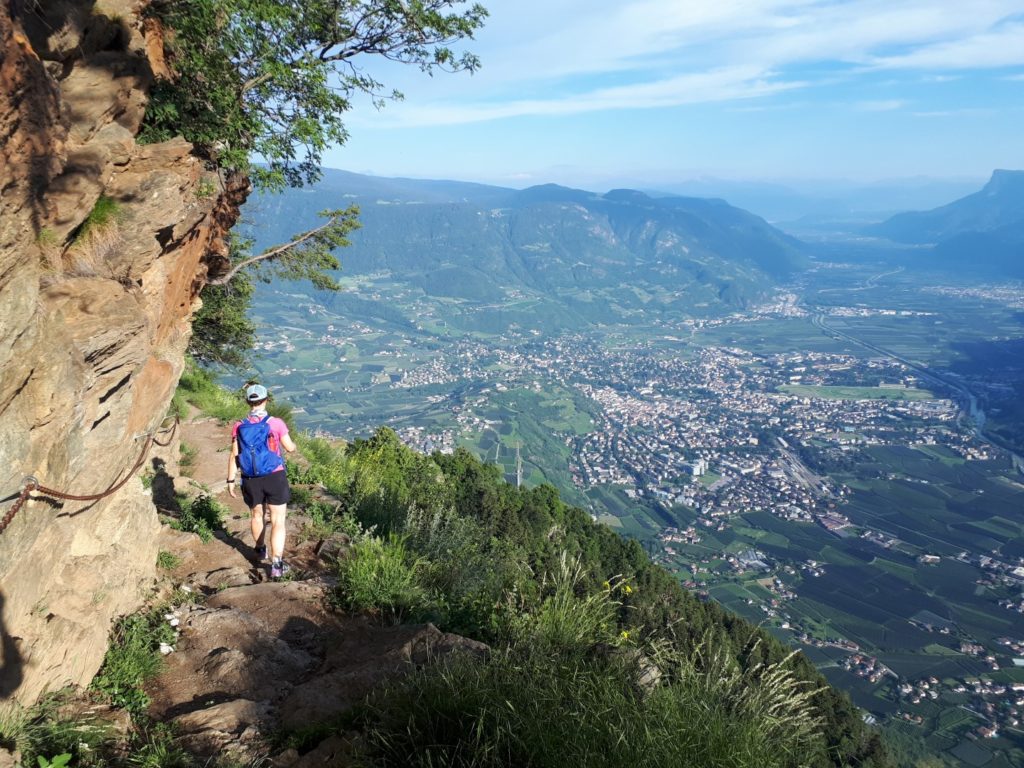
[236,415,284,477]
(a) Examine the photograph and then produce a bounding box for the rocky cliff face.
[0,0,243,703]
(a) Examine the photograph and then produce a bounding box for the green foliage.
[91,610,176,714]
[335,535,426,620]
[290,433,354,493]
[142,0,486,191]
[37,755,72,768]
[172,494,227,542]
[157,549,181,570]
[300,498,364,542]
[195,177,217,199]
[504,553,622,655]
[240,207,361,290]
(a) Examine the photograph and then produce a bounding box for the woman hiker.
[227,383,297,578]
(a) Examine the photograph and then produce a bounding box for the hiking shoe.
[270,561,290,580]
[256,545,267,562]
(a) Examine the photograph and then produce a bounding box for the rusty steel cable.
[0,416,179,534]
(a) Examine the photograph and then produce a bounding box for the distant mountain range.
[865,170,1024,275]
[655,176,983,224]
[246,169,808,329]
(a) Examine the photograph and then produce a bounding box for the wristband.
[227,479,236,484]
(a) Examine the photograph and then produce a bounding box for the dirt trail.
[147,417,485,766]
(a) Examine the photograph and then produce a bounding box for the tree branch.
[205,216,338,285]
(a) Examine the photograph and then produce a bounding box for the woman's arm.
[227,437,239,497]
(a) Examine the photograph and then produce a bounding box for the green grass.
[36,227,60,249]
[778,384,935,401]
[156,550,181,570]
[178,441,198,476]
[91,610,176,714]
[699,471,723,487]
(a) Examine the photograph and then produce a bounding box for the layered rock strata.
[0,0,243,703]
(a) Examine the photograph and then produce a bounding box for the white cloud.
[870,21,1024,69]
[352,1,1024,126]
[368,66,804,126]
[856,99,906,111]
[912,108,997,117]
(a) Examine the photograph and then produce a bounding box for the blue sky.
[323,0,1024,190]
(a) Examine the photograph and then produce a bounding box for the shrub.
[290,434,354,493]
[171,494,227,542]
[335,536,426,620]
[402,506,510,635]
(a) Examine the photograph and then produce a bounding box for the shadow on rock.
[0,591,23,700]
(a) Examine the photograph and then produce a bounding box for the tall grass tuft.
[662,637,826,766]
[335,535,426,620]
[364,643,824,768]
[505,552,620,654]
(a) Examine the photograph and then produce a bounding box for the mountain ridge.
[247,169,809,328]
[867,169,1024,245]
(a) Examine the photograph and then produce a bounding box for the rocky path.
[146,418,484,766]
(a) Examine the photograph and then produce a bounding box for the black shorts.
[240,471,291,507]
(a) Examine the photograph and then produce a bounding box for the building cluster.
[841,654,894,684]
